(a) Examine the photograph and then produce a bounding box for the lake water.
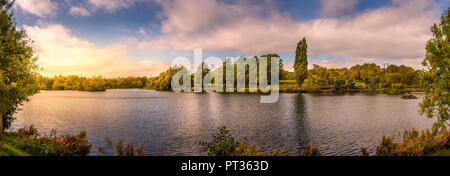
[12,89,435,156]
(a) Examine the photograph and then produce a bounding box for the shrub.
[360,147,369,156]
[97,137,146,156]
[233,141,262,156]
[5,126,91,156]
[42,130,91,156]
[300,143,322,156]
[200,126,238,156]
[375,126,450,156]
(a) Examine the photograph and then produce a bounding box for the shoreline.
[37,88,425,95]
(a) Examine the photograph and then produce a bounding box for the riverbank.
[38,87,424,96]
[142,85,424,95]
[2,125,449,156]
[1,126,91,156]
[0,144,30,156]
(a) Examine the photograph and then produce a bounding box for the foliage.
[301,63,419,93]
[37,62,421,95]
[294,37,308,86]
[97,137,145,156]
[299,143,322,156]
[4,125,91,156]
[0,143,29,156]
[201,126,238,156]
[374,126,449,156]
[419,8,449,126]
[201,126,321,156]
[148,66,184,91]
[360,147,369,156]
[36,75,149,91]
[0,0,39,151]
[0,0,38,129]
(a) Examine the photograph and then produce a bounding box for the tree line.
[34,60,420,93]
[148,60,421,93]
[36,75,150,91]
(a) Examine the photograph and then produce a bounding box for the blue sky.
[11,0,450,77]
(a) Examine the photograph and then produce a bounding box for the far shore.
[37,87,425,95]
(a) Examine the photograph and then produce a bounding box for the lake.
[12,89,434,156]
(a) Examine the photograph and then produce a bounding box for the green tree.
[201,126,238,156]
[419,8,449,126]
[0,0,38,150]
[294,37,308,86]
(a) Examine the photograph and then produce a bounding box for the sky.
[11,0,450,77]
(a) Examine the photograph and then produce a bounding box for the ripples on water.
[12,89,434,156]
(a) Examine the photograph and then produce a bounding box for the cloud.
[69,7,91,17]
[87,0,150,12]
[15,0,58,18]
[138,0,439,68]
[25,24,170,77]
[66,0,152,17]
[319,0,358,17]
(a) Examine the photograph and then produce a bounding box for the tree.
[260,54,281,84]
[0,0,39,150]
[419,8,449,127]
[294,37,308,86]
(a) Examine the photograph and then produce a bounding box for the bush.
[200,126,238,156]
[97,137,146,156]
[5,126,91,156]
[374,126,450,156]
[300,143,322,156]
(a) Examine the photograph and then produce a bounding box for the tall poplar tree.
[294,37,308,86]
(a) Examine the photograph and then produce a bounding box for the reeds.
[373,126,449,156]
[97,137,146,156]
[6,125,91,156]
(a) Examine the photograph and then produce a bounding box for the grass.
[0,144,30,156]
[428,149,450,156]
[1,125,91,156]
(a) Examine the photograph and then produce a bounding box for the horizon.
[12,0,450,77]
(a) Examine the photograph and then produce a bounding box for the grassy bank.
[1,126,91,156]
[0,143,30,156]
[428,149,450,156]
[2,125,448,156]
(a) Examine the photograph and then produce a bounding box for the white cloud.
[25,24,170,77]
[66,0,152,17]
[69,7,91,17]
[87,0,150,12]
[139,0,439,68]
[15,0,58,18]
[319,0,359,17]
